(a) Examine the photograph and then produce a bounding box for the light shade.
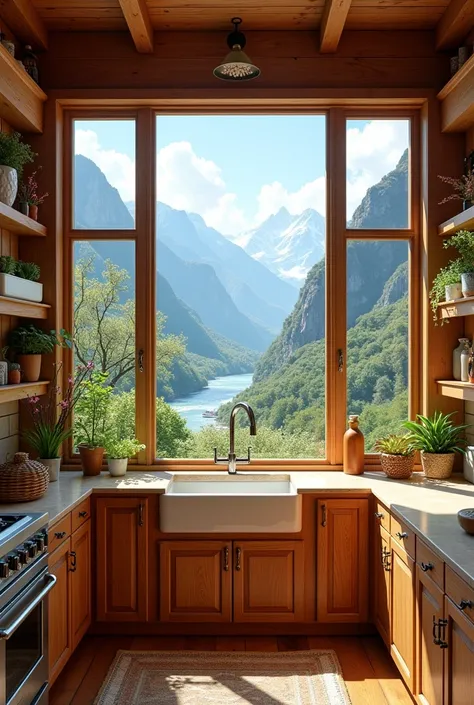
[213,18,261,82]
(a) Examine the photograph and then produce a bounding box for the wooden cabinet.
[415,565,444,705]
[444,596,474,705]
[160,541,232,622]
[48,539,72,686]
[317,498,369,622]
[233,541,304,622]
[390,538,416,692]
[96,497,148,622]
[70,520,92,649]
[374,524,391,647]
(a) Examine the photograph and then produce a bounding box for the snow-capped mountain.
[235,207,326,287]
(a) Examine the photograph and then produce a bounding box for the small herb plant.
[18,168,48,206]
[430,230,474,320]
[74,372,112,449]
[374,434,414,456]
[0,132,36,179]
[0,255,17,275]
[8,325,71,355]
[15,261,40,281]
[403,412,469,455]
[105,437,145,459]
[438,170,474,205]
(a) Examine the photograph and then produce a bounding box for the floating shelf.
[0,381,49,404]
[438,295,474,319]
[0,202,46,237]
[0,44,46,133]
[437,380,474,401]
[439,204,474,237]
[0,296,50,320]
[438,53,474,133]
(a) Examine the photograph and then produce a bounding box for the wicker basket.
[0,452,49,503]
[421,452,454,480]
[380,453,414,480]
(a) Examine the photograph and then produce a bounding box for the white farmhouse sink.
[160,474,302,533]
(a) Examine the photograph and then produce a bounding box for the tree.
[372,375,393,404]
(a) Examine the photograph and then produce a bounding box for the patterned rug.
[94,650,352,704]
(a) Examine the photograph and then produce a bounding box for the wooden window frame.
[61,104,421,471]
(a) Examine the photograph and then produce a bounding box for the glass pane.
[6,605,41,701]
[73,119,135,229]
[155,114,326,459]
[346,119,410,229]
[346,240,409,452]
[73,240,136,447]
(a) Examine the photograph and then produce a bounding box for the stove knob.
[35,535,45,552]
[0,560,9,578]
[17,548,28,565]
[8,554,20,571]
[25,541,37,559]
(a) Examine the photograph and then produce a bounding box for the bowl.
[458,508,474,535]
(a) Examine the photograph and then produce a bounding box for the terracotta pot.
[17,354,41,382]
[28,204,38,221]
[380,453,414,480]
[78,445,104,476]
[8,369,21,384]
[343,415,365,475]
[421,452,455,480]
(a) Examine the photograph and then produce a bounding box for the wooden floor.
[50,635,414,705]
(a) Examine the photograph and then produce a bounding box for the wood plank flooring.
[50,635,414,705]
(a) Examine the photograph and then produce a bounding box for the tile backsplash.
[0,401,19,463]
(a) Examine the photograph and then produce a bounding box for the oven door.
[0,568,56,705]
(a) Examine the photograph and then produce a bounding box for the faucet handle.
[214,447,229,465]
[237,447,252,465]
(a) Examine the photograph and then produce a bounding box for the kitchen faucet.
[214,402,257,474]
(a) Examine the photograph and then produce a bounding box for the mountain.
[74,155,134,229]
[235,207,326,287]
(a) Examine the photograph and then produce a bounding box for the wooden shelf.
[0,296,50,320]
[438,53,474,133]
[0,381,49,404]
[438,295,474,319]
[0,202,46,237]
[439,204,474,237]
[437,380,474,401]
[0,44,46,133]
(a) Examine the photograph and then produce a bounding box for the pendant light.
[213,17,261,81]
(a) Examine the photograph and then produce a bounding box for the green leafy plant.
[8,325,71,355]
[0,255,16,275]
[444,229,474,262]
[373,434,414,456]
[105,436,145,459]
[0,132,36,179]
[8,362,20,371]
[15,261,40,281]
[74,372,112,448]
[403,412,469,455]
[430,259,465,319]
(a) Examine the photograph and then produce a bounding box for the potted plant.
[18,168,48,221]
[8,325,70,382]
[0,132,36,207]
[430,259,465,319]
[8,362,20,384]
[403,412,468,479]
[22,361,94,481]
[439,169,474,211]
[104,436,145,477]
[74,371,111,476]
[373,434,415,479]
[0,257,43,302]
[444,230,474,297]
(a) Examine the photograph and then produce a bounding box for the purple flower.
[68,375,74,385]
[28,395,39,404]
[32,407,40,414]
[86,361,94,370]
[59,400,69,410]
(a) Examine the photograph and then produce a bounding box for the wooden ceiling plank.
[436,0,474,49]
[320,0,353,53]
[118,0,153,53]
[0,0,48,50]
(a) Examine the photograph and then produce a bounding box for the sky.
[74,115,409,236]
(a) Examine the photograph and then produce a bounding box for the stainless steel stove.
[0,513,54,705]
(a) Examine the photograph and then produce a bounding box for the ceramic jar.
[445,283,462,301]
[0,166,18,207]
[462,272,474,297]
[343,415,364,475]
[453,338,471,380]
[461,343,471,382]
[108,458,128,477]
[39,457,61,482]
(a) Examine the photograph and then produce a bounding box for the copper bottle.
[343,415,364,475]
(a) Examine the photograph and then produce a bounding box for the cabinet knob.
[396,531,408,540]
[55,531,66,540]
[374,512,384,519]
[458,599,473,611]
[420,562,434,572]
[78,511,88,519]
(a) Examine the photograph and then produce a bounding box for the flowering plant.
[438,170,474,205]
[18,168,49,206]
[23,361,94,459]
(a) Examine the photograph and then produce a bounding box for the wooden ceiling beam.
[0,0,48,50]
[436,0,474,50]
[118,0,154,53]
[320,0,352,53]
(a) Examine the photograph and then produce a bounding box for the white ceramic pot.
[0,166,18,207]
[445,282,462,301]
[464,447,474,484]
[0,273,43,302]
[39,457,61,482]
[108,458,128,477]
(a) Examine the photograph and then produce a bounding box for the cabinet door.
[444,596,474,705]
[160,541,232,622]
[233,541,304,622]
[415,566,444,705]
[96,497,148,622]
[48,539,72,687]
[374,524,391,647]
[317,499,369,622]
[70,521,91,649]
[391,538,415,693]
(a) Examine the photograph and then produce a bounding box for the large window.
[65,108,419,468]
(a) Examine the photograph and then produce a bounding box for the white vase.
[0,165,18,207]
[39,457,61,482]
[0,273,43,302]
[108,458,128,477]
[445,283,462,301]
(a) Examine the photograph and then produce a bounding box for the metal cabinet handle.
[421,562,434,572]
[138,349,144,372]
[374,512,384,519]
[138,503,144,527]
[381,547,391,572]
[78,511,88,519]
[321,503,327,527]
[337,349,344,373]
[396,531,408,539]
[223,546,229,572]
[235,547,241,571]
[69,550,77,573]
[459,599,473,611]
[433,617,448,648]
[54,531,66,539]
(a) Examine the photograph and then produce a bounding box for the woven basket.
[0,452,49,503]
[380,453,414,480]
[421,452,454,480]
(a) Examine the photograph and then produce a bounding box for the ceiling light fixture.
[213,17,261,82]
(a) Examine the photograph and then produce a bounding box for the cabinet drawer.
[374,501,390,533]
[391,514,415,558]
[49,514,71,553]
[416,538,444,590]
[71,498,91,533]
[446,565,474,624]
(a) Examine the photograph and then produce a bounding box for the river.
[169,373,253,432]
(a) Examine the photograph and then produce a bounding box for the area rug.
[94,649,352,704]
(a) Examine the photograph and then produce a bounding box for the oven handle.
[0,573,56,639]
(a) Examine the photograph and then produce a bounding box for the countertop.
[2,469,474,589]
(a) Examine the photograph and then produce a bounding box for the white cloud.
[75,129,136,203]
[255,177,327,224]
